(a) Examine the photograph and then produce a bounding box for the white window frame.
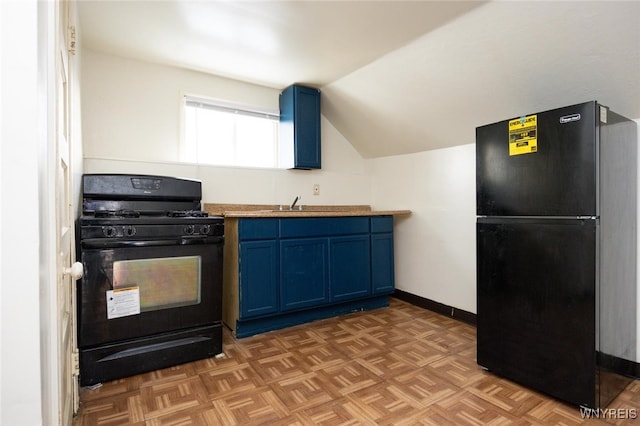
[181,94,280,168]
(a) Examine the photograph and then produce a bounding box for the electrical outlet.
[313,184,320,195]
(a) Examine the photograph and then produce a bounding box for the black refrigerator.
[476,101,637,408]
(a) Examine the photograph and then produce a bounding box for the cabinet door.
[371,233,395,294]
[239,240,278,319]
[330,235,371,302]
[477,218,596,406]
[294,86,321,168]
[280,238,328,311]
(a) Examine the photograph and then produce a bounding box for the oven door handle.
[81,236,224,249]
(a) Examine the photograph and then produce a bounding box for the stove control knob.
[200,224,211,235]
[103,226,117,237]
[184,224,195,235]
[123,226,136,237]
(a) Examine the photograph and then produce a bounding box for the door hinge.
[68,25,77,56]
[72,351,80,377]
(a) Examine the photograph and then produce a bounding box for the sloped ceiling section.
[78,1,639,159]
[78,0,484,88]
[322,1,640,158]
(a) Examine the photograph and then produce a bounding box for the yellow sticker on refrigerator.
[508,115,538,156]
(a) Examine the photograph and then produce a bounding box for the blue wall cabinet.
[279,84,321,169]
[280,238,329,311]
[330,235,371,302]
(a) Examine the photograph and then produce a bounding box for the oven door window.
[77,242,222,348]
[113,256,201,313]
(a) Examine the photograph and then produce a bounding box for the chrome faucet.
[290,195,301,210]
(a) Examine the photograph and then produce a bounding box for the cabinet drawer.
[239,218,279,240]
[280,217,369,238]
[371,216,393,233]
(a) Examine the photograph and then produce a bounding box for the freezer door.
[476,101,597,216]
[477,217,596,407]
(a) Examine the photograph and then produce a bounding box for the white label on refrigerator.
[600,106,608,123]
[106,286,141,319]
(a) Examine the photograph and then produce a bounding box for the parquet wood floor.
[74,298,640,425]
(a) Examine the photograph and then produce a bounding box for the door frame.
[39,0,82,424]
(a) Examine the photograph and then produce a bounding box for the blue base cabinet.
[223,216,396,338]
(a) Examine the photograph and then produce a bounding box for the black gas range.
[79,174,223,240]
[76,174,224,386]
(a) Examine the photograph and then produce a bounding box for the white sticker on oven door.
[106,286,141,319]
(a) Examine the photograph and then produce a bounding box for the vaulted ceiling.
[78,0,640,158]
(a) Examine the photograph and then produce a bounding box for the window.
[183,95,279,168]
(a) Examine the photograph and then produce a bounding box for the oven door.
[77,236,223,349]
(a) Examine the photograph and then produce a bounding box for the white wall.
[1,1,44,424]
[369,145,477,313]
[81,49,370,206]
